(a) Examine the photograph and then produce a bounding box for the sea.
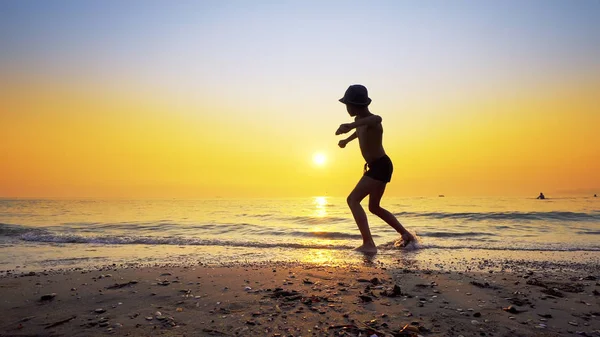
[1,197,599,273]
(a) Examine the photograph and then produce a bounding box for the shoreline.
[1,259,598,336]
[2,243,599,276]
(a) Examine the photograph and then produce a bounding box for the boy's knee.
[347,195,358,206]
[368,204,381,214]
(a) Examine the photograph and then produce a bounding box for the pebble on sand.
[40,293,56,301]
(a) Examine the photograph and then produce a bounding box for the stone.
[40,293,56,301]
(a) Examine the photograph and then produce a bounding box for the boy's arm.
[351,114,382,128]
[338,132,357,148]
[336,114,382,134]
[345,131,358,142]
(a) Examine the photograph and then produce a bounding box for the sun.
[312,152,327,166]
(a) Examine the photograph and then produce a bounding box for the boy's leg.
[368,182,415,243]
[347,176,382,253]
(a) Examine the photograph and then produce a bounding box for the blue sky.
[2,0,599,101]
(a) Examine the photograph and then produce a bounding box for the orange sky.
[1,76,598,198]
[1,2,599,198]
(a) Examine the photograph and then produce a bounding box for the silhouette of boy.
[336,84,415,253]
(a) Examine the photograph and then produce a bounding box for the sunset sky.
[1,0,599,198]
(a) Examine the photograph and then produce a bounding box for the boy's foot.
[398,234,416,248]
[354,244,378,254]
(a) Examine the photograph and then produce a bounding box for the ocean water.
[1,197,599,272]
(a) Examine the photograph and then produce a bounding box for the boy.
[336,84,415,253]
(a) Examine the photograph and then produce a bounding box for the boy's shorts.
[364,155,393,183]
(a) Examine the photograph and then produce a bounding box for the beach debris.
[244,286,252,291]
[526,279,546,287]
[328,324,385,337]
[201,328,231,336]
[381,284,403,297]
[94,308,106,314]
[359,295,373,303]
[44,315,77,329]
[17,316,36,323]
[270,288,302,301]
[526,278,584,293]
[503,305,526,314]
[145,316,153,321]
[470,280,498,289]
[106,280,138,289]
[394,323,422,336]
[301,295,330,305]
[176,307,183,312]
[157,280,171,286]
[541,288,564,298]
[506,297,532,306]
[40,293,56,301]
[568,321,579,326]
[155,315,177,327]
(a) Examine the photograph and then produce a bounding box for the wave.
[577,230,600,235]
[2,222,363,241]
[285,216,348,225]
[16,231,600,252]
[241,214,350,224]
[19,232,356,250]
[0,223,48,236]
[417,231,496,238]
[393,211,600,222]
[287,231,364,239]
[379,241,600,252]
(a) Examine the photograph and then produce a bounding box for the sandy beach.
[1,259,598,337]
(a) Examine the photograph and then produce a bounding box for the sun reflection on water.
[298,248,338,265]
[312,196,328,218]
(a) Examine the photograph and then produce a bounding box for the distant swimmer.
[536,192,546,200]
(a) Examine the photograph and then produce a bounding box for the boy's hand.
[335,123,352,135]
[338,139,347,148]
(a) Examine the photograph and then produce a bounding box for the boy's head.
[339,84,371,116]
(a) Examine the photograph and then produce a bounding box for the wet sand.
[1,261,598,337]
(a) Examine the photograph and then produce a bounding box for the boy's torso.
[357,123,386,164]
